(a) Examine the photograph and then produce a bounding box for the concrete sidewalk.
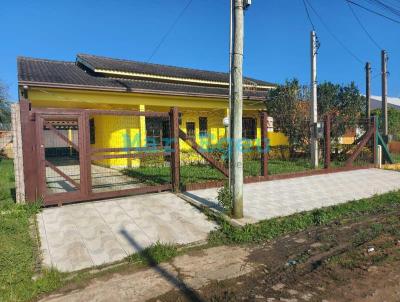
[37,192,216,272]
[184,168,400,224]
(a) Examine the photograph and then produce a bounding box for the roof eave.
[18,81,266,102]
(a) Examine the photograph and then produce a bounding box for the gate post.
[170,107,180,192]
[324,114,331,169]
[20,98,39,202]
[260,111,269,178]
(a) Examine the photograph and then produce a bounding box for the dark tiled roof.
[18,56,273,100]
[370,98,400,110]
[77,54,275,87]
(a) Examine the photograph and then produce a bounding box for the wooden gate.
[21,102,180,206]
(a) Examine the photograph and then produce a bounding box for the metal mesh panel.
[89,114,172,193]
[329,117,374,167]
[43,120,80,194]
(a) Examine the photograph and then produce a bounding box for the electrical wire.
[147,0,194,62]
[302,0,315,30]
[347,0,400,23]
[304,0,365,64]
[345,0,383,50]
[364,0,400,17]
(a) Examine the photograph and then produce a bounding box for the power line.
[365,0,400,17]
[345,0,383,50]
[147,0,194,62]
[304,0,365,64]
[347,0,400,23]
[302,0,315,30]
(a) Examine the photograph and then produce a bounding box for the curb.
[176,192,246,228]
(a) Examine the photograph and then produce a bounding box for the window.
[146,117,162,146]
[199,117,208,137]
[242,117,256,139]
[146,117,171,146]
[186,122,195,139]
[89,118,95,144]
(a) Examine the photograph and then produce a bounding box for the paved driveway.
[37,192,216,272]
[46,162,145,194]
[185,168,400,224]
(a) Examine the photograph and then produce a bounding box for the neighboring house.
[18,54,287,167]
[370,95,400,111]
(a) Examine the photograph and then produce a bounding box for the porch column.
[139,105,146,147]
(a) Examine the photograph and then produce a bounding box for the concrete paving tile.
[38,192,215,272]
[189,168,400,223]
[49,241,93,272]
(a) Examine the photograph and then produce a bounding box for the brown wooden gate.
[22,103,180,206]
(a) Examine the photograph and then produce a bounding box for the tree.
[266,80,366,158]
[0,83,11,125]
[317,81,365,142]
[266,79,310,157]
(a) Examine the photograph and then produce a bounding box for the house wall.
[28,87,289,167]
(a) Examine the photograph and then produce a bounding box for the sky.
[0,0,399,101]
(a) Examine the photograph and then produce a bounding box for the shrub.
[217,183,233,215]
[140,154,166,167]
[269,145,290,160]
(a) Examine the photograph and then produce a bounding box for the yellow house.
[18,54,287,168]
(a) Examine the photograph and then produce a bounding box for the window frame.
[199,117,208,138]
[89,118,95,145]
[186,122,196,139]
[242,117,257,140]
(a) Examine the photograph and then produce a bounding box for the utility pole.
[230,0,246,219]
[310,30,318,169]
[381,50,388,141]
[228,0,233,189]
[365,62,371,120]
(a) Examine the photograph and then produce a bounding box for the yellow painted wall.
[91,114,141,167]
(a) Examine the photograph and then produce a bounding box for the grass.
[128,241,178,266]
[123,158,313,186]
[209,190,400,245]
[392,152,400,163]
[0,158,65,302]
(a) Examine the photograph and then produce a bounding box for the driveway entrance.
[37,192,216,272]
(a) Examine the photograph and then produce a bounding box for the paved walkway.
[37,192,216,272]
[185,168,400,224]
[46,161,145,194]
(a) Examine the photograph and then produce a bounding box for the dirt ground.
[151,212,400,302]
[40,209,400,302]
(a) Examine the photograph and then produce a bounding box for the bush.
[217,183,233,215]
[180,150,205,165]
[140,154,166,167]
[269,145,290,160]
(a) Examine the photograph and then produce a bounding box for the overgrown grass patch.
[128,241,178,266]
[0,158,65,302]
[209,190,400,245]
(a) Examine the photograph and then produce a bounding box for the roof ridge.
[17,56,75,64]
[77,53,230,76]
[77,53,274,85]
